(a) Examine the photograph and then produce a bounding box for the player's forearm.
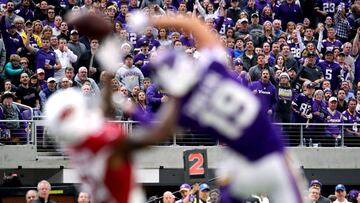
[126,97,180,149]
[102,73,115,119]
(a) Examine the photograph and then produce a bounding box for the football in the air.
[66,12,113,39]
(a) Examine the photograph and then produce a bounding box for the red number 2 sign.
[188,152,204,176]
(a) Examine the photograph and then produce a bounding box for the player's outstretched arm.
[151,15,221,49]
[101,71,116,119]
[113,97,180,155]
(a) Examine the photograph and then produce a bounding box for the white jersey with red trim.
[70,123,142,203]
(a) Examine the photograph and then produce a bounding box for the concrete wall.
[1,145,360,169]
[2,145,360,185]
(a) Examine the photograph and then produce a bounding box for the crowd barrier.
[1,109,360,157]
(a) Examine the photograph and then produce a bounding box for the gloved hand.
[153,50,201,97]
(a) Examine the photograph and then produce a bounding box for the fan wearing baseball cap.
[0,91,27,144]
[199,183,211,203]
[231,58,250,85]
[299,51,324,88]
[317,49,342,92]
[309,180,331,203]
[324,97,342,146]
[39,77,57,108]
[334,184,348,203]
[176,183,195,203]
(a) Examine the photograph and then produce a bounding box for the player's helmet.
[44,89,104,147]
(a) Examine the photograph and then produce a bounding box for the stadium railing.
[1,112,360,156]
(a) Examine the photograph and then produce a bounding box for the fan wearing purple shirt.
[216,16,235,35]
[314,0,340,22]
[320,27,343,54]
[342,99,360,146]
[291,81,315,145]
[0,18,26,61]
[115,3,128,24]
[274,0,303,30]
[135,27,160,50]
[317,50,342,91]
[25,37,61,80]
[249,68,277,116]
[131,15,306,203]
[324,96,343,146]
[134,41,151,67]
[292,81,315,123]
[342,99,360,136]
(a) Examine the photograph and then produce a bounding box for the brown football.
[66,13,113,40]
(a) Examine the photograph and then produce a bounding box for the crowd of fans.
[148,181,360,203]
[0,0,357,200]
[24,180,90,203]
[1,176,90,203]
[0,0,358,146]
[3,174,360,203]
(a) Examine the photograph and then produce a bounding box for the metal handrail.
[273,123,360,126]
[13,102,33,121]
[3,118,360,148]
[0,102,35,145]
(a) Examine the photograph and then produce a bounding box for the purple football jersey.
[342,110,359,131]
[130,48,306,203]
[134,52,150,66]
[317,60,341,91]
[325,110,342,136]
[132,49,284,161]
[216,17,235,35]
[178,58,284,161]
[136,37,160,50]
[321,39,342,54]
[288,42,302,60]
[316,0,340,17]
[127,32,139,47]
[292,93,313,123]
[312,99,327,123]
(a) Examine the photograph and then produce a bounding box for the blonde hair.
[314,89,324,97]
[9,54,20,62]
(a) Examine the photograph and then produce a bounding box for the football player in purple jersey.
[129,14,306,203]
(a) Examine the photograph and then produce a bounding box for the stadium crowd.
[0,0,356,201]
[153,181,360,203]
[0,0,357,145]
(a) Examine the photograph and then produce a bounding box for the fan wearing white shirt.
[334,184,349,203]
[54,38,78,81]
